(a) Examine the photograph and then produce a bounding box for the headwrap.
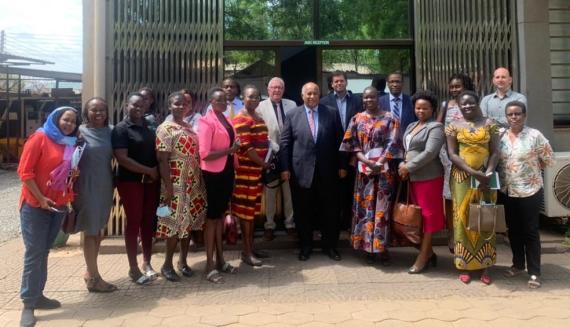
[38,107,83,194]
[37,106,78,146]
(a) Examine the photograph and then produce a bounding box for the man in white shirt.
[480,67,527,127]
[256,77,297,241]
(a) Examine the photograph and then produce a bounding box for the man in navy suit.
[320,71,362,231]
[280,82,346,261]
[379,72,416,135]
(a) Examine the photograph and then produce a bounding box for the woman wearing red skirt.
[398,90,445,274]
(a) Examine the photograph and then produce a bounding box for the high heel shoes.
[408,263,429,274]
[408,253,437,274]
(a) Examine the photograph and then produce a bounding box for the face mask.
[156,205,172,217]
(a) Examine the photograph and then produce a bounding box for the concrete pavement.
[1,234,570,326]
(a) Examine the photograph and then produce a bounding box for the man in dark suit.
[320,71,362,231]
[379,72,417,135]
[280,82,346,261]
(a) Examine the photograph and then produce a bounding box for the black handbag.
[261,153,282,188]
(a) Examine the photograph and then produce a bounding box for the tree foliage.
[224,0,411,75]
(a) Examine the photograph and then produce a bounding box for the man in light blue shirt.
[480,67,527,127]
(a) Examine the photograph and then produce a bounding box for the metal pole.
[5,71,10,163]
[0,30,5,53]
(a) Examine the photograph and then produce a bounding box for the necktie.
[228,102,235,119]
[273,102,283,129]
[307,109,316,142]
[392,97,401,120]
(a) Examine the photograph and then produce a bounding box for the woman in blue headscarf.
[17,106,81,327]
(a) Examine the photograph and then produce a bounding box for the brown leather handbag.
[392,181,423,244]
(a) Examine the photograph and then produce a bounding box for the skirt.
[410,176,445,233]
[202,157,235,219]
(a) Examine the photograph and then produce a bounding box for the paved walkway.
[1,234,570,326]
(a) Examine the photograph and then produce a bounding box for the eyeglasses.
[506,112,524,117]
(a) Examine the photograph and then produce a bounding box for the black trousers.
[499,190,542,276]
[339,166,356,230]
[292,174,340,251]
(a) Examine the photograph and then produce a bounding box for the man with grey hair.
[480,67,527,127]
[280,82,346,261]
[256,77,297,241]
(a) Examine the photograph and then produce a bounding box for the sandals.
[84,276,118,293]
[206,269,224,284]
[177,263,194,277]
[218,262,238,274]
[480,271,492,285]
[142,264,159,280]
[459,273,471,284]
[241,253,262,267]
[528,275,541,289]
[504,266,524,278]
[129,269,154,285]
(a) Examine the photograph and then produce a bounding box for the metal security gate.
[414,0,517,99]
[105,0,223,235]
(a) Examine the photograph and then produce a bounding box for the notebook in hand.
[470,172,500,190]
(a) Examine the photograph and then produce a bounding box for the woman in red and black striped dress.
[231,85,270,267]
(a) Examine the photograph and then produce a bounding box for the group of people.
[16,68,553,327]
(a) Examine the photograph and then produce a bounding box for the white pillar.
[517,0,553,141]
[82,0,106,101]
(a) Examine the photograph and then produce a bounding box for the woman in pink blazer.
[198,87,240,283]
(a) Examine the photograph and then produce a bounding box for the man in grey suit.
[280,82,346,261]
[256,77,297,241]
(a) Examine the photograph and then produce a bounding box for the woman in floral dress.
[340,86,402,264]
[156,91,207,282]
[437,73,474,252]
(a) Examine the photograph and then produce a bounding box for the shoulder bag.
[392,181,423,244]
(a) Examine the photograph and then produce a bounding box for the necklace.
[467,117,484,133]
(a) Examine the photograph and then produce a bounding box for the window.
[319,0,411,40]
[224,0,313,41]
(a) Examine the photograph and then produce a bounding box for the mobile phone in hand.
[48,206,65,213]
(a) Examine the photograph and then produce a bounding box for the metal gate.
[414,0,517,99]
[105,0,223,235]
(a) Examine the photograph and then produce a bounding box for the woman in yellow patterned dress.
[446,90,500,285]
[156,91,207,282]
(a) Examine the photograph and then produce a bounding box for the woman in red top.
[17,106,80,327]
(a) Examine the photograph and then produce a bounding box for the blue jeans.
[20,202,64,308]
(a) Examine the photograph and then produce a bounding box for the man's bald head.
[492,67,513,93]
[301,82,320,108]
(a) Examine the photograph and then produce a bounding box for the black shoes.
[323,248,342,261]
[298,249,312,261]
[20,308,35,327]
[161,266,181,282]
[252,249,270,259]
[35,296,61,310]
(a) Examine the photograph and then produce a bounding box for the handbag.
[468,198,507,234]
[61,204,77,234]
[392,181,423,244]
[261,153,283,188]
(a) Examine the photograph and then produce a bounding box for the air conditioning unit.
[541,152,570,217]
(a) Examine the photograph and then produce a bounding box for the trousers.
[20,202,64,308]
[499,189,542,276]
[263,180,295,230]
